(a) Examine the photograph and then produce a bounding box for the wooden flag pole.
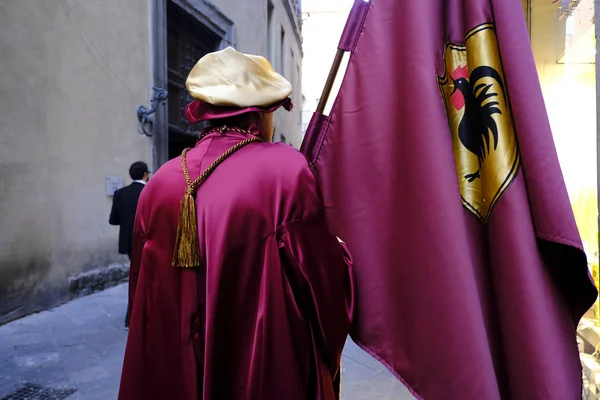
[317,49,347,398]
[316,49,346,114]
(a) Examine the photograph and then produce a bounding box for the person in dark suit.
[109,161,149,328]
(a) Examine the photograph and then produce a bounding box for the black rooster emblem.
[451,66,506,182]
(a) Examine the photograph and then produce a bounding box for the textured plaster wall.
[0,0,152,322]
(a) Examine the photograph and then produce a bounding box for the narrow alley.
[0,285,414,400]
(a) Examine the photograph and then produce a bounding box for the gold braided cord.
[172,126,260,268]
[181,129,261,196]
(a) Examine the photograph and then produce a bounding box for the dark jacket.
[109,182,145,256]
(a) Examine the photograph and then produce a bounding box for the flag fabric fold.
[301,0,598,398]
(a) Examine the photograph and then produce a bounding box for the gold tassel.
[171,188,202,268]
[171,129,261,268]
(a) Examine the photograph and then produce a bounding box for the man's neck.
[133,180,147,185]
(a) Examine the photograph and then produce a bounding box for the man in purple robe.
[119,47,354,400]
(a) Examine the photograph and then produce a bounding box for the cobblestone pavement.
[0,284,414,400]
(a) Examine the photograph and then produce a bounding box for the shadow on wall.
[0,246,129,326]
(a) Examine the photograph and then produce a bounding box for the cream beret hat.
[185,47,293,108]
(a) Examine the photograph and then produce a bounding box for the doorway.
[166,2,221,160]
[151,0,235,168]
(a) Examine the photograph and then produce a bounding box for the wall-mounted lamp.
[137,87,168,137]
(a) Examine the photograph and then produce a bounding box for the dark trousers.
[125,254,131,327]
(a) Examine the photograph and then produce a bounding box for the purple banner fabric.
[338,0,370,52]
[302,0,597,398]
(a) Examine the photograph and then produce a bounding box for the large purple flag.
[301,0,598,398]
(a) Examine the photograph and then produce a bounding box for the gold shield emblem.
[438,23,521,223]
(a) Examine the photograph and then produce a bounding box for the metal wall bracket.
[137,87,168,137]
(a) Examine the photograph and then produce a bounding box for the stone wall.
[0,0,152,324]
